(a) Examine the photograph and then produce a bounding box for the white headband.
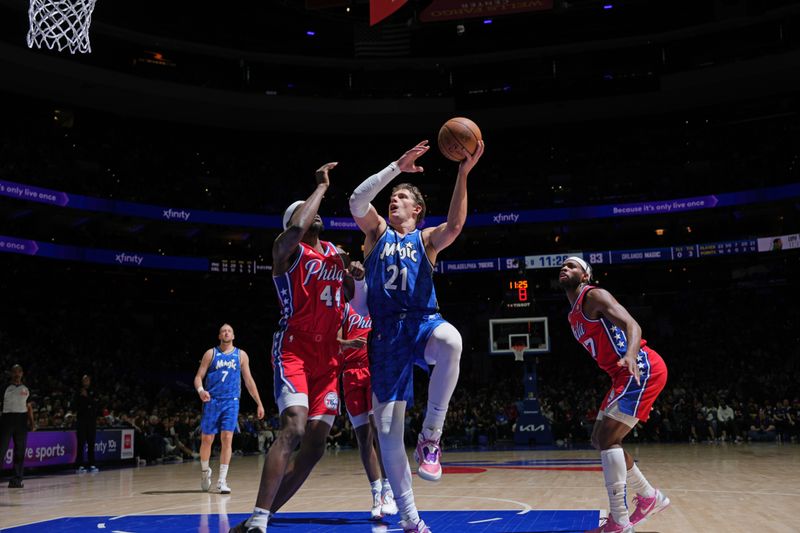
[282,201,305,230]
[564,256,592,280]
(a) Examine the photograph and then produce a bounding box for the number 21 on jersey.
[385,265,408,291]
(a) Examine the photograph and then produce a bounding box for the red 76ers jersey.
[567,285,647,381]
[273,240,345,336]
[341,303,371,371]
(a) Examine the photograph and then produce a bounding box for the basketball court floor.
[1,444,797,532]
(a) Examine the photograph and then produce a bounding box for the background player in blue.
[349,139,484,533]
[194,323,264,494]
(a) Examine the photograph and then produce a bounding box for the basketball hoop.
[511,345,526,362]
[27,0,98,54]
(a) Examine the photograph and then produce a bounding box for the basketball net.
[511,345,526,362]
[27,0,98,54]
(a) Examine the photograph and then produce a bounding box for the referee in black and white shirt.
[1,364,35,488]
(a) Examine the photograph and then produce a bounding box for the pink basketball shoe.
[414,435,442,482]
[630,488,670,526]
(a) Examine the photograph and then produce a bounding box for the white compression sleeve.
[349,278,368,316]
[349,162,401,217]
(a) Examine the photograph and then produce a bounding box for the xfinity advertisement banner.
[3,178,798,229]
[0,235,209,272]
[94,429,135,461]
[1,429,134,469]
[0,179,280,228]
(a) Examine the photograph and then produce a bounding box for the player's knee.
[280,421,306,445]
[595,433,619,451]
[373,419,392,440]
[439,326,462,358]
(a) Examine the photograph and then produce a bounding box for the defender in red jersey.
[559,257,670,533]
[233,162,346,533]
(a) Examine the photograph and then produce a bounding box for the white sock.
[200,460,209,472]
[382,478,392,496]
[395,488,420,524]
[421,427,443,442]
[370,479,382,495]
[219,463,229,483]
[600,448,630,525]
[245,507,270,529]
[627,464,656,498]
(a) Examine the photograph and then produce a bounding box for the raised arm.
[346,260,368,316]
[239,350,264,420]
[424,140,484,258]
[194,349,214,402]
[273,162,337,275]
[350,141,429,253]
[583,287,643,385]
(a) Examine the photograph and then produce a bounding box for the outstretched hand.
[348,260,366,281]
[617,352,641,385]
[459,140,485,174]
[316,162,338,187]
[396,141,429,173]
[339,336,367,349]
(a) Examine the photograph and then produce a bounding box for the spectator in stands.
[716,401,737,442]
[327,420,344,449]
[690,411,713,443]
[748,408,776,442]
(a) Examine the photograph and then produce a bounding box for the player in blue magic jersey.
[350,139,484,533]
[194,324,264,494]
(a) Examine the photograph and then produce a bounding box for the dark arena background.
[0,1,798,532]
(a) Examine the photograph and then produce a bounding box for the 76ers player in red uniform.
[233,162,346,533]
[559,257,670,533]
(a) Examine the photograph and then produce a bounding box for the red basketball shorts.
[600,346,667,423]
[343,366,372,419]
[271,328,341,418]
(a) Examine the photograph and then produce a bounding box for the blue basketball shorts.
[201,397,239,434]
[369,312,447,404]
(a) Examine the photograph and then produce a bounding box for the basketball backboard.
[489,317,550,355]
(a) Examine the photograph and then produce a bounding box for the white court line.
[468,517,503,524]
[259,493,536,515]
[1,515,66,530]
[107,501,222,522]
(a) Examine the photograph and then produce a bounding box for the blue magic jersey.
[205,347,241,399]
[364,228,439,318]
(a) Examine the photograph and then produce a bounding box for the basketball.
[438,117,482,162]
